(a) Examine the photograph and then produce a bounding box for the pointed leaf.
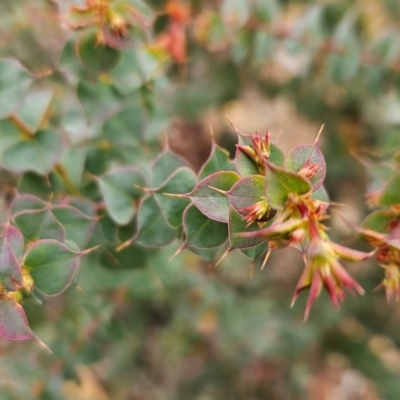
[23,239,81,296]
[189,171,240,223]
[361,209,397,234]
[187,245,224,261]
[2,130,64,175]
[52,206,96,249]
[265,163,311,208]
[77,80,123,125]
[0,297,36,341]
[226,175,265,215]
[379,173,400,206]
[153,167,197,227]
[0,59,33,119]
[183,204,228,248]
[13,207,65,242]
[240,242,268,260]
[135,195,177,247]
[285,144,326,190]
[77,32,121,76]
[198,143,235,180]
[236,133,284,176]
[11,194,47,216]
[17,88,54,132]
[151,150,188,188]
[0,225,24,291]
[228,207,266,250]
[98,167,145,225]
[310,185,329,202]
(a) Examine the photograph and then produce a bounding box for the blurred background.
[1,0,400,399]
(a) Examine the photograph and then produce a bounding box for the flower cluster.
[231,129,374,319]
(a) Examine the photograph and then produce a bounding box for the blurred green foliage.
[1,0,400,399]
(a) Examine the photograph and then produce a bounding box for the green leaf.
[98,167,145,226]
[198,142,235,180]
[11,194,47,215]
[2,130,64,175]
[189,171,240,223]
[111,45,165,94]
[103,104,145,148]
[0,225,24,291]
[151,150,188,188]
[228,207,266,250]
[379,173,400,206]
[0,59,33,119]
[235,130,284,176]
[16,87,53,132]
[265,163,311,208]
[153,167,197,228]
[183,204,228,248]
[52,206,96,249]
[0,120,21,159]
[23,239,82,296]
[361,209,397,234]
[0,297,36,341]
[285,144,326,190]
[235,135,260,177]
[310,185,329,202]
[61,147,86,187]
[13,206,66,242]
[328,12,360,82]
[77,80,123,125]
[269,144,284,167]
[77,32,121,76]
[135,195,177,247]
[187,245,224,262]
[240,242,268,260]
[226,175,265,215]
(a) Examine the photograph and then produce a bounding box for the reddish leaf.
[188,171,239,223]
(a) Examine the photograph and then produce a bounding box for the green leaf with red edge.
[269,144,285,167]
[0,225,24,291]
[361,209,398,234]
[77,32,121,77]
[310,185,329,202]
[151,149,188,188]
[183,204,228,249]
[11,194,47,215]
[188,171,240,223]
[187,245,225,262]
[23,239,82,296]
[13,206,65,243]
[17,87,54,133]
[198,142,235,180]
[265,162,311,208]
[153,167,197,228]
[68,198,97,218]
[240,242,268,260]
[379,173,400,206]
[235,130,284,176]
[2,130,64,175]
[0,297,36,341]
[285,144,326,190]
[77,79,123,125]
[226,175,265,215]
[228,207,266,250]
[135,195,177,247]
[52,205,96,249]
[0,59,33,119]
[98,167,145,226]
